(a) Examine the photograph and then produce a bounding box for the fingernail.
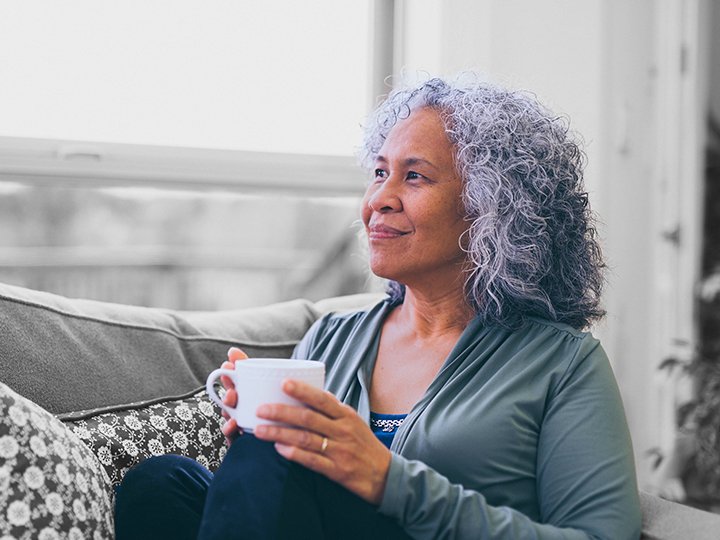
[284,380,296,391]
[256,405,269,417]
[275,442,289,455]
[255,425,267,436]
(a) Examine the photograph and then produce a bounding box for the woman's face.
[361,107,469,292]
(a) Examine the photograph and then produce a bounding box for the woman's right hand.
[220,347,248,447]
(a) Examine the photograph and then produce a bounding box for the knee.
[224,433,283,464]
[116,454,212,512]
[124,454,209,488]
[216,435,290,481]
[115,455,213,540]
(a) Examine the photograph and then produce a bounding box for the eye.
[374,168,387,179]
[406,171,429,182]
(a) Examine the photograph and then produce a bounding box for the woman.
[115,74,642,539]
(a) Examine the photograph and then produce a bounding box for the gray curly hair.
[358,73,605,330]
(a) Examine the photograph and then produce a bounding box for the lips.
[368,224,410,240]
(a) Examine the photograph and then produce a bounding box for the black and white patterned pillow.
[60,388,228,490]
[0,381,114,540]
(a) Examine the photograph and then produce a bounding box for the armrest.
[640,491,720,540]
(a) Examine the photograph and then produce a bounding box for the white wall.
[393,0,709,488]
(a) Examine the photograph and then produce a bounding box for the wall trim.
[0,136,368,196]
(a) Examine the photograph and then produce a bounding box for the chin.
[368,263,398,282]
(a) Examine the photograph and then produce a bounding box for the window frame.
[0,136,367,196]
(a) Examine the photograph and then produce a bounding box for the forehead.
[377,107,455,163]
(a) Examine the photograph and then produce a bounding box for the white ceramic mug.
[205,358,325,433]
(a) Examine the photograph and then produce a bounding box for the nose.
[366,176,402,213]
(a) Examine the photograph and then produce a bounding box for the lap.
[200,435,411,540]
[115,437,410,540]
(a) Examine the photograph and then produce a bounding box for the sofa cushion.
[0,381,114,539]
[0,282,324,415]
[639,490,720,540]
[59,388,227,491]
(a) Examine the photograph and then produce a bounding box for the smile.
[368,224,410,239]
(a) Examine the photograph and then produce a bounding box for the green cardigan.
[293,299,642,540]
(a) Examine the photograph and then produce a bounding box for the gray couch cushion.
[0,282,323,415]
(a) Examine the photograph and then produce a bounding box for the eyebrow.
[375,155,439,171]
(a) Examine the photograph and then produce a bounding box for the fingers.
[220,388,237,424]
[253,388,352,438]
[274,442,335,476]
[220,347,247,388]
[221,418,237,438]
[255,424,328,453]
[215,348,248,448]
[222,388,238,408]
[280,379,348,420]
[255,405,332,440]
[251,381,357,446]
[221,418,242,447]
[227,347,248,363]
[220,364,235,391]
[255,426,336,478]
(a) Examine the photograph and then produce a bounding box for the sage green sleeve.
[378,344,642,540]
[380,454,593,539]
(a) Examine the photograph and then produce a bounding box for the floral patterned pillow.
[60,388,228,491]
[0,381,114,540]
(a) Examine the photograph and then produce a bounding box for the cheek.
[432,200,468,245]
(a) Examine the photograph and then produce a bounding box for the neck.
[393,285,474,339]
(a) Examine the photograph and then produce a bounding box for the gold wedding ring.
[320,436,329,454]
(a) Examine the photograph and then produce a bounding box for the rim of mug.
[234,358,324,369]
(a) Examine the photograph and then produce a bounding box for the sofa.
[1,281,719,539]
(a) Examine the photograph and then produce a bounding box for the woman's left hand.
[252,379,392,506]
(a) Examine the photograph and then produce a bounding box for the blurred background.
[1,0,719,507]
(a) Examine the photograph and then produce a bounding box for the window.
[0,0,372,156]
[0,1,388,309]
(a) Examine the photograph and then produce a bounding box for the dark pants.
[114,435,411,540]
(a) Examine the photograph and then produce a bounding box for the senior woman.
[115,74,642,540]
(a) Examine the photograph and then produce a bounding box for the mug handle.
[206,368,238,416]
